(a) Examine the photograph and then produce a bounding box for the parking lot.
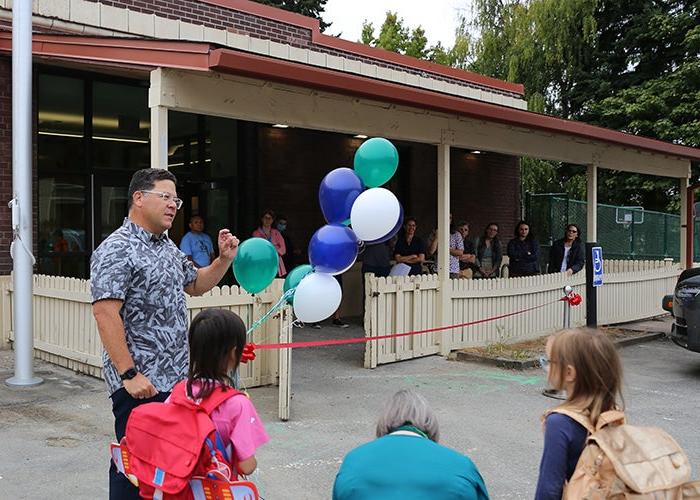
[1,329,699,499]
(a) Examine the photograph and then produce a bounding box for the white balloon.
[350,188,401,242]
[293,272,342,323]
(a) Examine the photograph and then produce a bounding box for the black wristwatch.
[119,367,138,381]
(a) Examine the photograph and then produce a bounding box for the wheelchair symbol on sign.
[592,246,603,287]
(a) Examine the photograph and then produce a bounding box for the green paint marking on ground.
[469,370,543,386]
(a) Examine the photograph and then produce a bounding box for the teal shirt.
[333,433,490,500]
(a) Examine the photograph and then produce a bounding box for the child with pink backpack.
[111,309,268,499]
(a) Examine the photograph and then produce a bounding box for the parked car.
[662,268,700,353]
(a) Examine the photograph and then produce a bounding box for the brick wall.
[0,57,11,275]
[256,125,521,259]
[0,57,39,277]
[82,0,520,98]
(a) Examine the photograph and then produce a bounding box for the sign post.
[585,243,603,326]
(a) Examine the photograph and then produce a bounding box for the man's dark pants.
[109,388,170,500]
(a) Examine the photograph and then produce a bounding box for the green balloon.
[353,137,399,188]
[283,264,313,304]
[233,237,279,294]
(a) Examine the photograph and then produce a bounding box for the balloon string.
[246,288,295,337]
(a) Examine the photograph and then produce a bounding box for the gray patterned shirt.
[90,218,198,396]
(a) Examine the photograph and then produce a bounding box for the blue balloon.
[308,224,359,275]
[363,203,404,245]
[319,168,365,224]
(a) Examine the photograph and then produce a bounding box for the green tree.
[376,12,410,53]
[253,0,330,31]
[361,11,451,63]
[360,21,376,45]
[469,0,700,212]
[405,26,429,59]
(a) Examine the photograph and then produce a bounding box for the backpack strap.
[169,380,242,414]
[198,386,242,415]
[546,408,626,434]
[545,408,596,434]
[594,410,625,431]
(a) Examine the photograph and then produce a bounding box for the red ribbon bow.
[241,342,257,363]
[561,292,582,306]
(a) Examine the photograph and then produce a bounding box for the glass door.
[93,176,130,249]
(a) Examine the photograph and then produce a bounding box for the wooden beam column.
[437,142,452,356]
[149,69,169,170]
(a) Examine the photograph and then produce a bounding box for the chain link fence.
[526,194,694,266]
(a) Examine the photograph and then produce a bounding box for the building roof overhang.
[1,32,699,163]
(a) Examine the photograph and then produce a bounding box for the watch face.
[121,368,137,380]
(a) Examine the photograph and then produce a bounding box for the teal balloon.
[283,264,313,304]
[353,137,399,188]
[233,237,279,294]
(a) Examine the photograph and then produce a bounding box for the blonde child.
[534,329,623,500]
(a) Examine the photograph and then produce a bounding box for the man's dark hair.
[127,169,178,210]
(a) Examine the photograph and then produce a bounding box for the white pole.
[437,143,451,356]
[7,0,41,387]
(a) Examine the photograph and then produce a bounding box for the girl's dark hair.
[514,220,534,241]
[187,309,247,399]
[260,209,275,220]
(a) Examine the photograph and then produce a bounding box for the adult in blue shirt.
[333,389,490,500]
[180,215,215,268]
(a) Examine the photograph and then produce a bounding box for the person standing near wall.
[547,224,585,276]
[179,215,215,268]
[507,220,540,277]
[253,209,287,278]
[90,169,239,500]
[393,217,426,276]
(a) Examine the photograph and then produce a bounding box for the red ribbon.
[244,296,570,353]
[560,292,582,306]
[240,343,257,363]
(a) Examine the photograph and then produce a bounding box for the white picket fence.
[0,275,293,418]
[364,260,679,368]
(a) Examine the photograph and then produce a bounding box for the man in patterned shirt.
[90,168,239,500]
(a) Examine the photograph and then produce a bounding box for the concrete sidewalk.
[1,316,698,499]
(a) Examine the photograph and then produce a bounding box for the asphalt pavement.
[1,321,699,499]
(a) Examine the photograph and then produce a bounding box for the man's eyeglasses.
[141,190,183,210]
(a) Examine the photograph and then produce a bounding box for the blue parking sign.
[592,246,603,287]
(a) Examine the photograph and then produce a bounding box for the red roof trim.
[210,48,700,161]
[0,33,696,161]
[200,0,525,95]
[0,33,211,71]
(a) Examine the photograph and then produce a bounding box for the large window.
[37,70,150,277]
[92,81,150,172]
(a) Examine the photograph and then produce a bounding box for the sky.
[323,0,471,49]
